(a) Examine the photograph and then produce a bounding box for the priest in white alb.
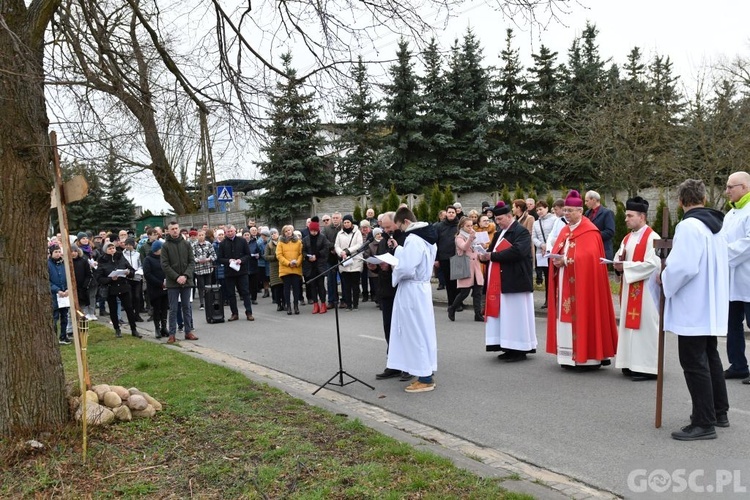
[613,196,661,381]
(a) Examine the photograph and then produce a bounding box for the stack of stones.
[72,384,163,425]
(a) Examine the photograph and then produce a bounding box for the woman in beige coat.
[448,217,485,322]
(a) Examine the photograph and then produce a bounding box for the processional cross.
[653,207,673,428]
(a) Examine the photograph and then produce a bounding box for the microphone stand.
[310,242,375,395]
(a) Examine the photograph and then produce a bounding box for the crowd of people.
[48,171,750,438]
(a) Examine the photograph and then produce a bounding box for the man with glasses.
[721,171,750,383]
[546,190,618,370]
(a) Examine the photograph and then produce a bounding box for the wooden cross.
[653,206,673,429]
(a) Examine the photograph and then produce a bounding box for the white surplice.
[663,217,729,337]
[386,223,438,377]
[614,226,661,374]
[485,228,537,352]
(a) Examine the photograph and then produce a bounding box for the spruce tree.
[444,29,491,190]
[419,38,455,185]
[335,56,382,195]
[255,54,333,225]
[525,44,564,187]
[382,39,424,193]
[99,148,136,231]
[558,23,608,186]
[490,28,528,185]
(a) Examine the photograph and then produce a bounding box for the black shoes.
[375,368,401,380]
[631,373,657,382]
[724,369,749,380]
[114,329,122,338]
[671,425,717,441]
[294,304,300,315]
[287,305,292,316]
[399,372,414,382]
[436,285,445,290]
[131,330,142,339]
[497,352,527,362]
[277,303,285,312]
[447,306,455,321]
[474,313,483,322]
[716,414,730,428]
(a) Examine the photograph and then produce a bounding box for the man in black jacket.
[434,205,459,306]
[217,224,254,321]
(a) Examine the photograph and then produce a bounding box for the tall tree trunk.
[0,1,68,436]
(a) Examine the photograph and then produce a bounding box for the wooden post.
[653,206,673,428]
[50,131,90,461]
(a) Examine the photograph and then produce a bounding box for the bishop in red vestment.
[546,190,618,369]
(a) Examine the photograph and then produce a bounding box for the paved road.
[156,290,750,497]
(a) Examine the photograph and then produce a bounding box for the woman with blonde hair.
[264,228,285,311]
[448,216,484,322]
[276,225,303,315]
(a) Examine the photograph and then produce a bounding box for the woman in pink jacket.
[448,216,485,322]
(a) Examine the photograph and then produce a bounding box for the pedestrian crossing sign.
[217,186,233,202]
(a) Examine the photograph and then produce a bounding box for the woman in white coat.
[335,214,364,310]
[448,217,484,322]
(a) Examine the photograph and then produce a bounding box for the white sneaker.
[86,314,98,321]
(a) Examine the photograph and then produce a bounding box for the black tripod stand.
[310,246,375,395]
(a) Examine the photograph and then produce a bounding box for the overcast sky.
[132,0,750,213]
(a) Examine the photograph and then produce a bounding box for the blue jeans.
[726,301,750,374]
[53,307,69,341]
[168,287,193,336]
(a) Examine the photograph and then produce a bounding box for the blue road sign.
[217,185,233,202]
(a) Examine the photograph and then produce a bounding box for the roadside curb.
[171,341,619,500]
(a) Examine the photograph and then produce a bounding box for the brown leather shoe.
[167,335,176,344]
[184,332,199,340]
[246,313,255,321]
[228,314,239,321]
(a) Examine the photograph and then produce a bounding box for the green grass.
[0,323,527,498]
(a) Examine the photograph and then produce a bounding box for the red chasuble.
[545,218,618,363]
